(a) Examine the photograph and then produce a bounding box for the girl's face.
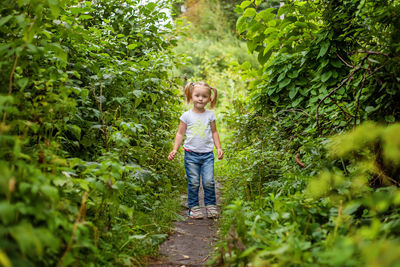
[191,86,211,111]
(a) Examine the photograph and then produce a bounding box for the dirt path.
[149,183,221,266]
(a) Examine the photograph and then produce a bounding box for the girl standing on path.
[168,81,224,219]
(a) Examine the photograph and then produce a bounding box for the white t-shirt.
[180,109,216,153]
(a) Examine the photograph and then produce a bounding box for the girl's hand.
[217,148,224,160]
[168,150,177,160]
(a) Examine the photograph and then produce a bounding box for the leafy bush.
[211,0,400,266]
[214,121,400,266]
[0,0,185,265]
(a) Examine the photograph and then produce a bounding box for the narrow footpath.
[150,183,221,266]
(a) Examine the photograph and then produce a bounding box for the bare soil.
[149,183,221,267]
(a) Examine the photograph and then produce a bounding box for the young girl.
[168,81,224,219]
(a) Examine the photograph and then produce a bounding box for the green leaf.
[321,71,332,82]
[243,8,256,18]
[234,5,243,13]
[344,202,361,215]
[150,234,168,242]
[267,86,276,96]
[72,178,90,191]
[10,223,42,256]
[264,27,278,36]
[289,87,298,99]
[0,15,12,27]
[0,96,14,110]
[66,124,81,140]
[48,43,67,65]
[292,97,303,107]
[236,16,247,34]
[240,1,252,8]
[132,90,144,98]
[70,7,84,15]
[35,228,60,251]
[247,40,258,53]
[150,94,157,104]
[127,43,138,50]
[241,61,252,70]
[277,71,286,82]
[277,5,288,17]
[79,14,93,20]
[130,234,147,240]
[256,9,275,22]
[0,202,15,225]
[294,21,308,28]
[48,0,60,17]
[263,39,279,55]
[17,78,29,89]
[385,115,395,123]
[317,41,330,58]
[331,60,343,68]
[288,70,299,79]
[258,48,271,65]
[365,106,376,113]
[40,185,59,201]
[145,2,156,12]
[279,77,291,89]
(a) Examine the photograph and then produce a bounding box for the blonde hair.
[184,81,218,109]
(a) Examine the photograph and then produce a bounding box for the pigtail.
[184,82,194,104]
[209,87,218,109]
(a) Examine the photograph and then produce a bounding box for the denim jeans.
[184,151,216,208]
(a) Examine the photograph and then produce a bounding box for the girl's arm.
[168,121,187,160]
[210,121,224,160]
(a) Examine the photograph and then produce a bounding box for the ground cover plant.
[0,0,186,265]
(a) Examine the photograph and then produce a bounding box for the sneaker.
[188,206,204,219]
[205,205,218,218]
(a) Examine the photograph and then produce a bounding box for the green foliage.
[215,120,400,266]
[211,0,400,266]
[235,0,400,129]
[0,0,185,265]
[174,0,258,113]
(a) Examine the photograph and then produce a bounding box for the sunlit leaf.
[243,8,256,18]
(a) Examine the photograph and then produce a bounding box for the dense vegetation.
[210,0,400,266]
[1,0,400,266]
[0,0,186,265]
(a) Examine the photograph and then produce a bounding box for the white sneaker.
[188,206,204,219]
[205,205,218,218]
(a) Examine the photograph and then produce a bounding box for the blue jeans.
[184,151,216,208]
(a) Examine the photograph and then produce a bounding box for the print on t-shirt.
[180,109,216,153]
[189,118,207,139]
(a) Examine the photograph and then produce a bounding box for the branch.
[316,53,371,129]
[367,65,385,78]
[295,153,305,168]
[336,53,354,68]
[316,70,358,128]
[2,56,19,123]
[2,16,37,124]
[328,96,354,118]
[58,191,89,267]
